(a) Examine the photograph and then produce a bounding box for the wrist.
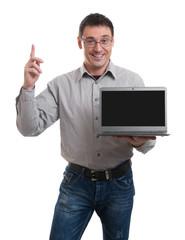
[132,143,143,148]
[22,84,35,90]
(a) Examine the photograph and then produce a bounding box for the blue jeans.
[49,165,135,240]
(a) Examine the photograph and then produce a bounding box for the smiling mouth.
[91,53,105,58]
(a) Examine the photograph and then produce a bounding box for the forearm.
[16,88,40,136]
[114,136,156,154]
[16,83,59,136]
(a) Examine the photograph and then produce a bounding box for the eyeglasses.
[81,38,113,48]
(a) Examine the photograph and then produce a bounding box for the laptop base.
[98,132,170,137]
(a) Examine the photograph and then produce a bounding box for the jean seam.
[78,211,93,240]
[103,223,114,240]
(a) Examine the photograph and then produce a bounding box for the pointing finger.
[30,44,35,58]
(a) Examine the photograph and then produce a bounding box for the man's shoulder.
[111,62,144,86]
[55,67,82,81]
[48,67,82,87]
[114,64,139,77]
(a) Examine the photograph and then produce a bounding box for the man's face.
[78,25,114,75]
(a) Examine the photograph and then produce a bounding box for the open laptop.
[98,87,170,136]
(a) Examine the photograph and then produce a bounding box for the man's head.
[78,13,114,75]
[78,13,114,39]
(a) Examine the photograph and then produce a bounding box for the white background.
[0,0,185,239]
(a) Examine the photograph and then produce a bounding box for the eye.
[101,39,109,44]
[86,40,95,44]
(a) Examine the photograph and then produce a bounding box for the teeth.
[92,54,104,58]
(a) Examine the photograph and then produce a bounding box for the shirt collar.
[77,60,116,82]
[105,60,116,79]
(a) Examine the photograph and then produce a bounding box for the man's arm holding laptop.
[113,136,156,154]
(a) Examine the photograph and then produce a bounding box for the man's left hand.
[113,136,156,147]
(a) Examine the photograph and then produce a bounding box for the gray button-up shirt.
[16,61,156,170]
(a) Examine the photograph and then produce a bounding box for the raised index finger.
[30,44,35,58]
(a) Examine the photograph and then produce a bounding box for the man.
[16,13,156,240]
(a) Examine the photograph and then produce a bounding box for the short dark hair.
[79,13,114,38]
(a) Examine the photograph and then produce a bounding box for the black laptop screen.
[101,91,165,126]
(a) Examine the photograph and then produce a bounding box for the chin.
[92,60,106,68]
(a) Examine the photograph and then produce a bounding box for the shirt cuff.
[135,139,156,154]
[20,87,35,102]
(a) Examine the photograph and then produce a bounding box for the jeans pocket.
[62,167,81,184]
[113,169,134,190]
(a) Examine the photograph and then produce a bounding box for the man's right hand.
[23,44,44,90]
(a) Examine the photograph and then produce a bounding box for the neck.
[84,60,110,76]
[84,65,105,75]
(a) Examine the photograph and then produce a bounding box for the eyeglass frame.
[80,37,113,48]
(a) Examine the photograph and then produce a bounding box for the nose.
[93,42,103,51]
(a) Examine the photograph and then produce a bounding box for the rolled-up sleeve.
[134,139,156,154]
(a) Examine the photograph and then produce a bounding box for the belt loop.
[81,167,85,177]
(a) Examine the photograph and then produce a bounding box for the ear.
[77,37,83,49]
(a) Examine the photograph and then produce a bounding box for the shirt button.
[95,117,98,120]
[95,98,98,101]
[97,153,100,157]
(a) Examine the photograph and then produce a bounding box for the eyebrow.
[85,35,111,40]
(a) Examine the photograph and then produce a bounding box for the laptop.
[98,87,170,136]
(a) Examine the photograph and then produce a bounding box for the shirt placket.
[92,81,102,162]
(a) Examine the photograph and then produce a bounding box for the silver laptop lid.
[99,87,167,134]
